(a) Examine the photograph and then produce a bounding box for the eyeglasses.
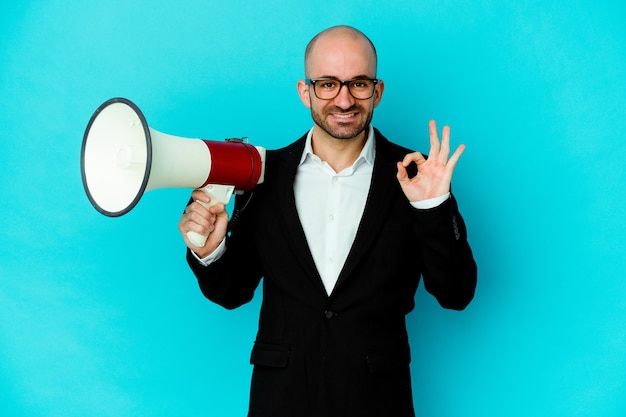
[305,78,380,100]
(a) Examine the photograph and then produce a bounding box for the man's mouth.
[331,112,358,121]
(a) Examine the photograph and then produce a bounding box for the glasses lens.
[348,79,375,99]
[314,79,341,99]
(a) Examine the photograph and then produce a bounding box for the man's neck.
[310,126,368,173]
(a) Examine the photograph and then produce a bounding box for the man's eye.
[351,80,370,89]
[321,82,338,89]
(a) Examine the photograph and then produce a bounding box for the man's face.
[298,32,384,141]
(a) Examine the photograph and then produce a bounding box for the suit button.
[324,310,334,319]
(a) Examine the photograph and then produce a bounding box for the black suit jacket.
[187,128,477,417]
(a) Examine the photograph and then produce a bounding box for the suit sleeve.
[413,194,477,310]
[186,193,264,310]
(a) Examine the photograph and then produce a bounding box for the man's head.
[297,26,384,141]
[303,26,378,78]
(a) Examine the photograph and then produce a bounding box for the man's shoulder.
[372,127,414,158]
[266,132,308,161]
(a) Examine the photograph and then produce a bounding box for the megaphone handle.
[187,184,236,247]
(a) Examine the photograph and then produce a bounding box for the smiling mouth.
[332,112,358,120]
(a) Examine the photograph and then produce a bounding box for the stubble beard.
[310,104,374,140]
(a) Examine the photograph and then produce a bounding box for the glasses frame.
[305,77,380,100]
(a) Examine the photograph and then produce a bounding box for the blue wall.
[1,1,625,416]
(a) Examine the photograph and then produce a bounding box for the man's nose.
[333,83,356,108]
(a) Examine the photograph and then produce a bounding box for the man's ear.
[296,79,312,108]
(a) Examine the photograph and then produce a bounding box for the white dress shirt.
[194,126,449,295]
[294,127,376,294]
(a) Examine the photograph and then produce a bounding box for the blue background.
[1,1,625,416]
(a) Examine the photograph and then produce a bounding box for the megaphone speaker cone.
[81,98,151,217]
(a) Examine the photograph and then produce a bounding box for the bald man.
[179,26,477,417]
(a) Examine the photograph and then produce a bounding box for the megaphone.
[80,97,266,247]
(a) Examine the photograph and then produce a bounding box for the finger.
[191,189,211,204]
[208,203,226,216]
[185,201,217,230]
[439,125,451,164]
[186,210,213,231]
[401,151,426,167]
[446,144,466,172]
[180,214,209,242]
[396,161,408,182]
[429,120,440,159]
[189,200,212,218]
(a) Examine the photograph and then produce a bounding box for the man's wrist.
[190,238,227,266]
[410,192,450,209]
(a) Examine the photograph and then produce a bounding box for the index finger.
[191,189,211,204]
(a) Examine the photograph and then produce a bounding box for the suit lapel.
[273,136,329,297]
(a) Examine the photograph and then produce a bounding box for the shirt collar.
[299,125,376,167]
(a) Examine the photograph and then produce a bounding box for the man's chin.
[311,109,371,140]
[322,122,367,140]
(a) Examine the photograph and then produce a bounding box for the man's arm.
[180,190,262,310]
[397,120,476,309]
[413,194,477,310]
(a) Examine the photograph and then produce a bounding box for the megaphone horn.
[80,97,266,247]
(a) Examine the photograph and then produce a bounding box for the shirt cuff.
[190,238,227,266]
[410,192,450,209]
